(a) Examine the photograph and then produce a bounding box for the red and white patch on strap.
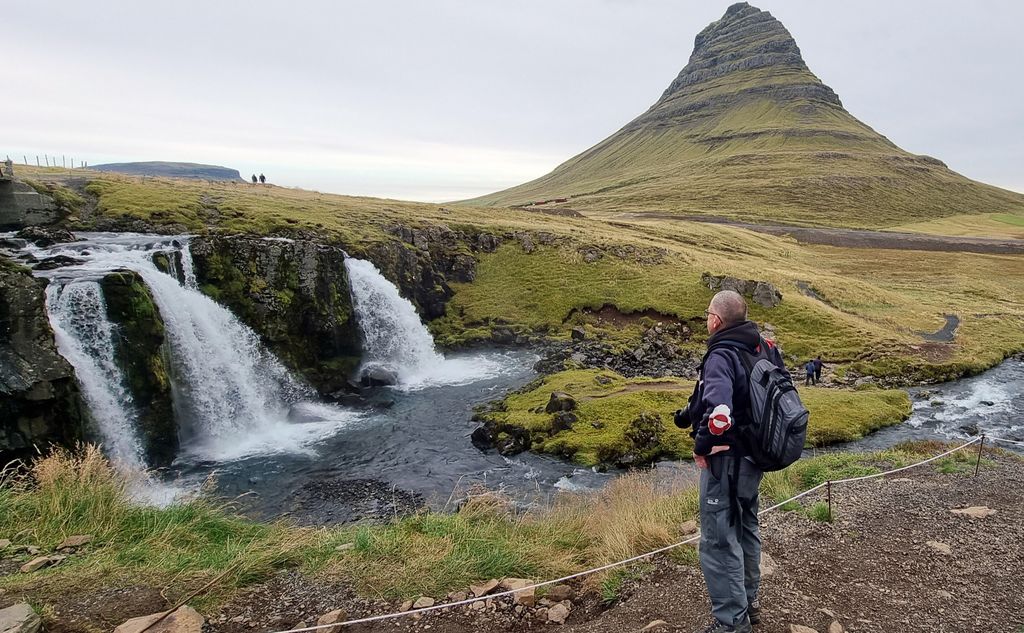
[708,404,733,435]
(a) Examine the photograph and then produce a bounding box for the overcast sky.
[5,1,1022,202]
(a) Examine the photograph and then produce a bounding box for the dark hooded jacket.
[689,320,790,456]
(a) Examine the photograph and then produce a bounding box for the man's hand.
[693,445,731,469]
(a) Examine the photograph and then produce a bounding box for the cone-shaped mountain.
[466,3,1024,228]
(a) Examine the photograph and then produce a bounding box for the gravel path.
[276,452,1023,633]
[12,453,1022,633]
[615,214,1024,255]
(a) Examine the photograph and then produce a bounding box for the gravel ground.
[201,453,1023,633]
[5,453,1021,633]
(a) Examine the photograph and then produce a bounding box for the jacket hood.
[706,320,761,352]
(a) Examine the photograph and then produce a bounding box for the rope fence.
[990,436,1024,448]
[252,436,989,633]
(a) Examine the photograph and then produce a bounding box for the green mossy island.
[476,369,912,466]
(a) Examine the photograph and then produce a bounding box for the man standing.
[687,290,790,633]
[813,355,823,385]
[804,359,815,386]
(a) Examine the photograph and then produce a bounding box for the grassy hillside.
[13,165,1024,383]
[464,5,1024,228]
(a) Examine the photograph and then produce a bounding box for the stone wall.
[0,180,61,230]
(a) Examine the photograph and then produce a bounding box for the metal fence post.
[975,435,986,477]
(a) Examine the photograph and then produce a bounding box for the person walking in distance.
[804,359,815,386]
[813,355,823,385]
[678,290,791,633]
[251,174,258,184]
[259,173,266,184]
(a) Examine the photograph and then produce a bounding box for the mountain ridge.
[465,2,1024,228]
[90,161,243,181]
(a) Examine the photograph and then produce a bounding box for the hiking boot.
[699,617,752,633]
[748,600,761,625]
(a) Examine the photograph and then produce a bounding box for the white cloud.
[4,0,1022,199]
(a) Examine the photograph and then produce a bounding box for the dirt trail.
[613,214,1024,255]
[201,453,1024,633]
[581,382,688,400]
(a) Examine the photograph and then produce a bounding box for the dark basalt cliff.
[0,260,85,460]
[100,270,176,467]
[189,236,361,397]
[631,2,855,138]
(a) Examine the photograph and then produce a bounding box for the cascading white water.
[46,281,147,469]
[345,258,446,376]
[25,233,359,465]
[179,245,198,289]
[344,258,506,389]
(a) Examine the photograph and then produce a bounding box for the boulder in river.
[360,367,398,387]
[14,226,78,247]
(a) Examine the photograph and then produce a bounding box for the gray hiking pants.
[699,454,763,626]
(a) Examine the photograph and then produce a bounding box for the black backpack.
[701,339,809,472]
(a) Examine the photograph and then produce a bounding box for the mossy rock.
[188,236,361,395]
[100,270,176,466]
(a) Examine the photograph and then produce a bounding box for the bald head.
[709,290,747,328]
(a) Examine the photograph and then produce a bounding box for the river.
[4,231,1021,523]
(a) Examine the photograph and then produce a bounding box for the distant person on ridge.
[813,355,823,384]
[804,359,816,386]
[251,174,257,184]
[675,290,791,633]
[259,173,266,184]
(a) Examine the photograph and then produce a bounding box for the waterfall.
[135,266,312,444]
[345,258,446,379]
[179,243,198,289]
[46,281,147,469]
[27,233,358,466]
[344,258,505,389]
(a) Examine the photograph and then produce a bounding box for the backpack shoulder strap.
[705,339,762,376]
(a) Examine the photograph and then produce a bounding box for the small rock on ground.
[113,606,204,633]
[950,506,996,519]
[315,608,347,633]
[0,603,41,633]
[547,603,570,625]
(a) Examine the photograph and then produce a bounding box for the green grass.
[478,369,912,466]
[22,178,86,212]
[994,213,1024,227]
[0,447,316,604]
[805,501,833,522]
[18,166,1024,384]
[0,442,986,618]
[892,212,1024,240]
[598,563,652,604]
